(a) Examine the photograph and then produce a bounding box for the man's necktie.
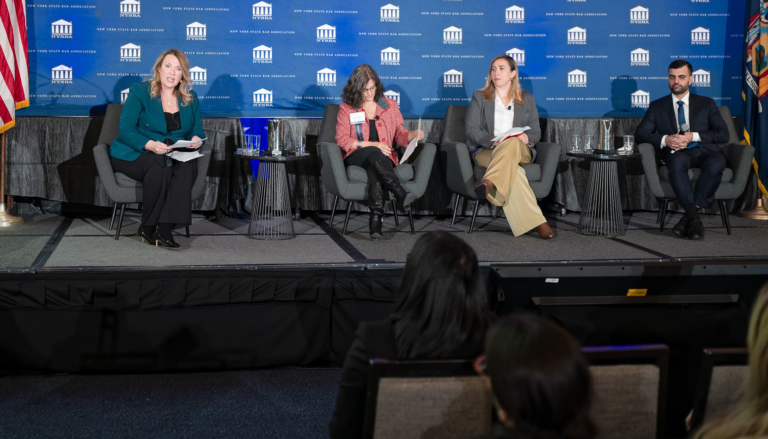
[677,100,700,148]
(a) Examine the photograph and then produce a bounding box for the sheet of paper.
[491,126,530,142]
[168,150,203,162]
[170,138,207,149]
[401,118,421,163]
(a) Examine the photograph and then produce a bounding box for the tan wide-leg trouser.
[474,137,547,237]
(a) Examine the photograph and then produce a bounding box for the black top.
[328,317,484,439]
[368,119,379,142]
[164,111,181,132]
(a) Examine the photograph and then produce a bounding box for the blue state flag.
[743,0,768,195]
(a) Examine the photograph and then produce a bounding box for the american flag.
[0,0,28,134]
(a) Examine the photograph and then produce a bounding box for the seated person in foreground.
[328,231,492,439]
[634,59,730,240]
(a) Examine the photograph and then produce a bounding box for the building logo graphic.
[506,6,524,24]
[253,45,273,64]
[317,25,336,43]
[253,89,273,107]
[630,6,649,24]
[317,68,336,86]
[381,47,400,66]
[120,43,141,62]
[567,27,587,45]
[121,88,130,104]
[187,22,207,41]
[444,70,463,87]
[443,26,462,44]
[120,0,140,17]
[631,48,649,66]
[567,69,587,87]
[693,69,711,87]
[190,67,207,85]
[384,90,400,106]
[631,90,650,108]
[381,4,399,22]
[507,48,525,66]
[691,27,710,45]
[52,65,73,84]
[51,20,72,38]
[253,2,272,20]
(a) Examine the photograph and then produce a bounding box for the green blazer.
[109,81,206,161]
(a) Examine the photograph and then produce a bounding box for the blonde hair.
[480,54,524,106]
[694,283,768,438]
[149,49,194,106]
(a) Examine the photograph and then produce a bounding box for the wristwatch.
[356,140,362,149]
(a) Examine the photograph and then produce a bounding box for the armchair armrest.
[93,143,120,190]
[639,143,666,199]
[722,142,755,196]
[440,140,476,196]
[408,143,436,197]
[317,142,351,198]
[534,142,561,193]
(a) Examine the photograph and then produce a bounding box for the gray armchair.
[92,104,212,240]
[316,104,436,235]
[440,105,561,233]
[639,106,754,235]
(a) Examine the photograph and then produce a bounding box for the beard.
[669,83,689,95]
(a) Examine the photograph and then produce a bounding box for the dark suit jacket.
[109,82,205,161]
[634,93,729,162]
[464,89,541,162]
[328,318,484,439]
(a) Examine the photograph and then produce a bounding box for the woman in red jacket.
[335,64,423,240]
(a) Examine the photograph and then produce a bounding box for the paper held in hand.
[168,150,203,162]
[492,127,530,143]
[169,138,207,149]
[401,118,421,163]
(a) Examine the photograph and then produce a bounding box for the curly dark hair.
[341,64,384,109]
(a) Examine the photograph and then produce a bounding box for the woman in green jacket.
[109,48,205,249]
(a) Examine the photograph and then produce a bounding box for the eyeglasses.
[363,85,376,93]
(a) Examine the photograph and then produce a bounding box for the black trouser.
[344,148,395,209]
[110,153,198,227]
[663,147,726,209]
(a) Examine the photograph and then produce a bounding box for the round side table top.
[236,150,311,162]
[566,151,642,161]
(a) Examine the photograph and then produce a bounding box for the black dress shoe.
[672,217,689,237]
[687,219,705,240]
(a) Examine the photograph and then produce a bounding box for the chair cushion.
[346,163,414,183]
[473,163,542,183]
[115,172,141,188]
[658,167,733,183]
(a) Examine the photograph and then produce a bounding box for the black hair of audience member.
[483,314,596,439]
[392,231,491,359]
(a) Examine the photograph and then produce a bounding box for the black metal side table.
[237,151,310,240]
[566,151,641,237]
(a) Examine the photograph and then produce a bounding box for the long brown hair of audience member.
[695,284,768,438]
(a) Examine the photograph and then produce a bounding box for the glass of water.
[583,134,595,153]
[571,134,582,152]
[244,134,260,155]
[623,135,635,154]
[295,135,306,155]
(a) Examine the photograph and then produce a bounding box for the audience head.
[392,232,491,359]
[482,54,523,104]
[150,48,193,105]
[479,313,596,439]
[341,64,385,109]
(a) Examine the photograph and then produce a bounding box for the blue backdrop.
[26,0,746,118]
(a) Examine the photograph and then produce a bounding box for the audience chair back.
[363,359,492,439]
[690,347,748,432]
[583,344,669,439]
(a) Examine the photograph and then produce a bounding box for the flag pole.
[739,188,768,220]
[0,131,23,227]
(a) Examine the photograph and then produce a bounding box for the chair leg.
[391,200,399,226]
[114,204,126,240]
[185,226,190,238]
[408,210,415,235]
[468,199,481,234]
[329,196,339,228]
[720,200,731,235]
[109,204,118,231]
[655,203,663,224]
[342,201,352,235]
[658,199,669,232]
[451,195,463,226]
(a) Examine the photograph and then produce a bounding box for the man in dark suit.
[635,60,730,239]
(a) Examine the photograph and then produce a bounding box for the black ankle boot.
[154,223,180,249]
[369,210,384,240]
[371,160,416,209]
[368,182,385,240]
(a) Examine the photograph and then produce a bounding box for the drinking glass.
[571,134,582,152]
[296,135,307,155]
[583,134,595,153]
[245,134,260,155]
[623,135,635,154]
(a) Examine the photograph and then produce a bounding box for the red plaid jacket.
[335,97,410,166]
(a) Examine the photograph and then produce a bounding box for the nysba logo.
[187,22,207,41]
[443,26,462,44]
[52,65,73,84]
[506,48,525,66]
[190,67,207,86]
[630,48,649,66]
[444,70,463,88]
[253,2,272,20]
[253,45,273,64]
[693,69,711,87]
[631,90,650,108]
[381,4,399,22]
[691,27,710,45]
[567,27,587,45]
[51,19,72,38]
[567,69,587,87]
[505,5,524,24]
[381,47,400,66]
[120,0,140,17]
[384,90,400,107]
[630,6,649,24]
[317,24,336,43]
[121,88,130,104]
[120,43,141,62]
[253,89,273,107]
[317,68,336,87]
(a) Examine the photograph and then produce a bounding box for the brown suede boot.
[536,221,556,239]
[474,179,495,200]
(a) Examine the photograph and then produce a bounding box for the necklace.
[364,102,377,119]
